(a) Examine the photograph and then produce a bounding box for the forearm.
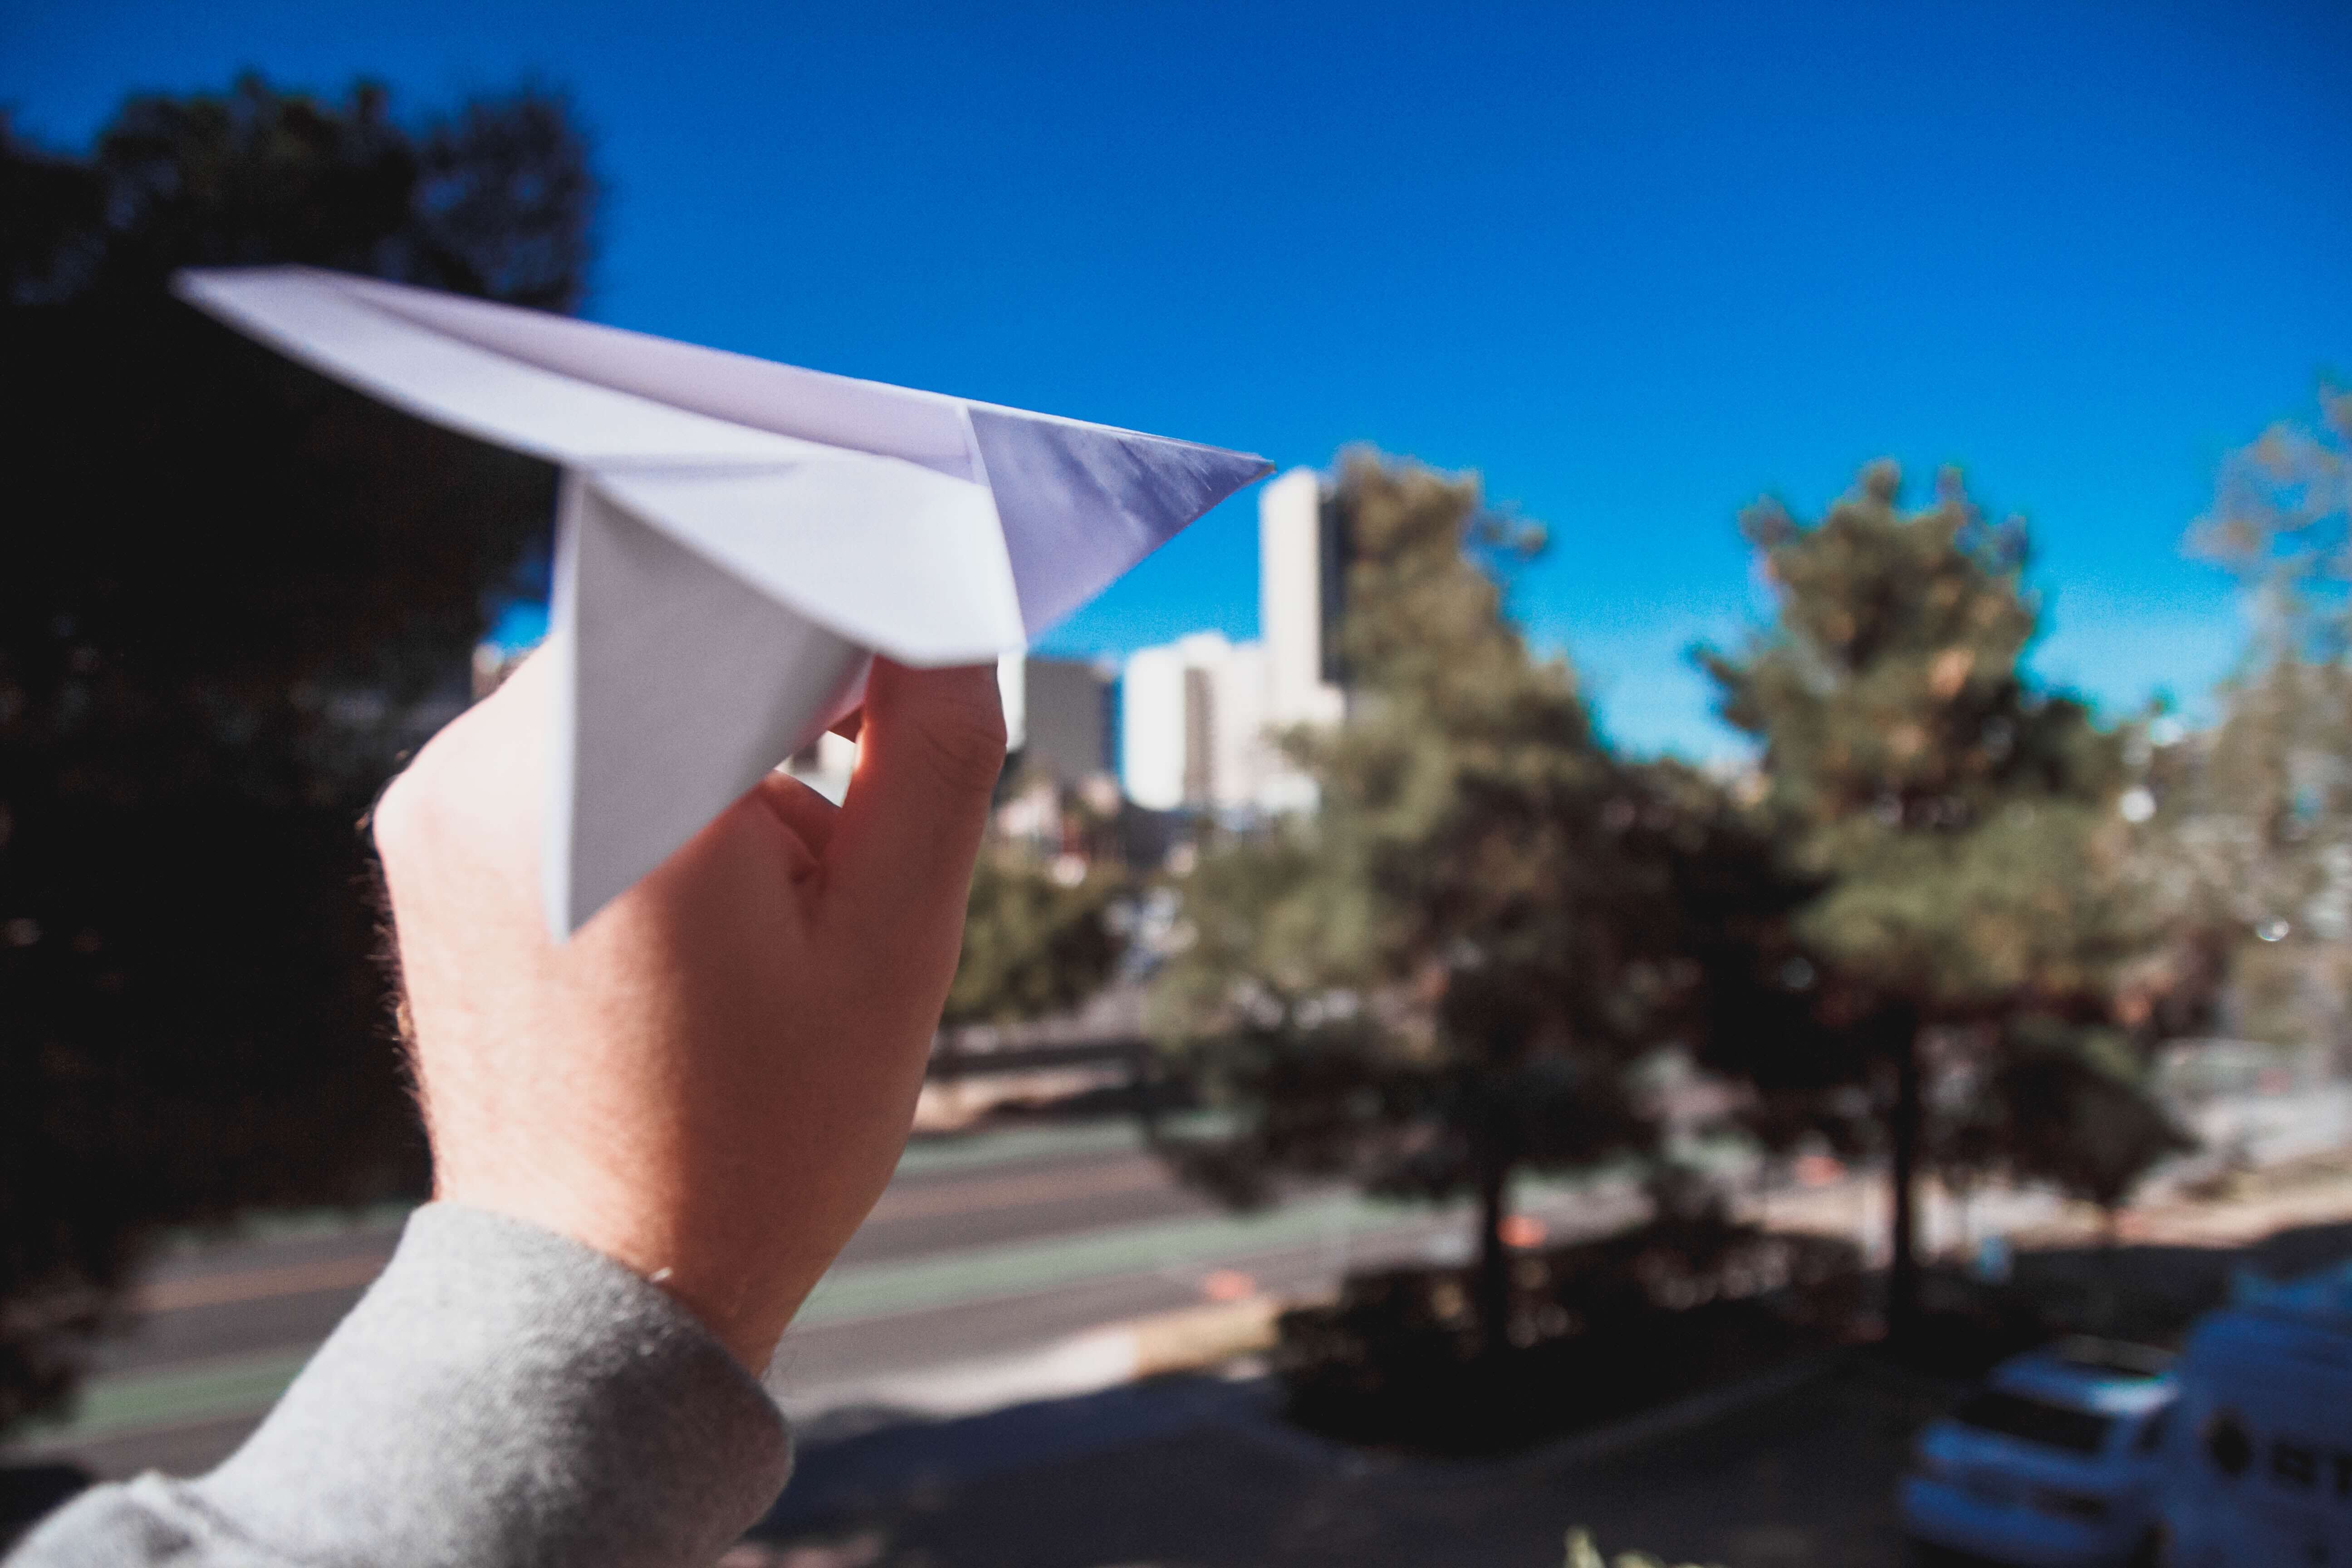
[11,1205,791,1568]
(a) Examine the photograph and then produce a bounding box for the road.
[5,1118,1644,1480]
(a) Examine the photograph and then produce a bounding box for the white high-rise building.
[1119,644,1186,810]
[1254,467,1344,811]
[1117,468,1347,814]
[1259,467,1346,731]
[1120,632,1266,812]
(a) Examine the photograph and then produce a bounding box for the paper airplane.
[172,266,1269,936]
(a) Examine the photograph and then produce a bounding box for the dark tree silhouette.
[0,74,597,1433]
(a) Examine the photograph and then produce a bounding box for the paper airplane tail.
[544,480,872,937]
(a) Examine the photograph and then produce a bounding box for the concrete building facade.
[1120,632,1268,812]
[1019,656,1118,785]
[1258,466,1347,732]
[1117,467,1345,814]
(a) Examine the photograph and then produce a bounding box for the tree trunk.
[1887,1024,1922,1348]
[2093,1206,2122,1333]
[1473,1153,1512,1359]
[1128,1041,1162,1139]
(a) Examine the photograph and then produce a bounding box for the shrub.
[1274,1214,1861,1453]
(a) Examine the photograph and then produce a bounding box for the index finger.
[818,658,1005,963]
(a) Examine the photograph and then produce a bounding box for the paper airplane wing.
[173,265,1268,935]
[178,268,1273,639]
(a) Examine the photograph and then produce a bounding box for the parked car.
[1902,1337,2176,1567]
[2158,1260,2352,1568]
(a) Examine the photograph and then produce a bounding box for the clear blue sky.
[7,0,2348,755]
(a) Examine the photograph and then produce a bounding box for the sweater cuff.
[187,1202,790,1567]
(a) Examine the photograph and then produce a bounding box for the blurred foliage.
[1274,1208,1859,1454]
[1979,1026,2195,1219]
[2140,390,2352,1060]
[4,76,591,310]
[1698,462,2187,1329]
[1562,1529,1724,1568]
[944,834,1122,1032]
[1150,451,1710,1349]
[1701,462,2130,1009]
[0,75,596,1434]
[2188,387,2352,665]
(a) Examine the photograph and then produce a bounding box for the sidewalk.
[773,1297,1280,1426]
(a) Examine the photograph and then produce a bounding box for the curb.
[773,1295,1283,1424]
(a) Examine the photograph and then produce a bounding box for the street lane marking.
[893,1121,1144,1176]
[867,1159,1174,1223]
[134,1253,392,1313]
[793,1194,1376,1328]
[792,1175,1637,1331]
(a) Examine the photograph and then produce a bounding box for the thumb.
[822,657,1006,962]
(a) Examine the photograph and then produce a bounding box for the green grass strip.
[794,1191,1402,1327]
[19,1347,316,1445]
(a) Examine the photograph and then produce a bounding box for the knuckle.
[369,768,424,860]
[369,727,459,864]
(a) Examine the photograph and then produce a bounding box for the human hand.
[370,653,1004,1372]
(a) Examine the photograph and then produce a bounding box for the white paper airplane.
[172,266,1269,936]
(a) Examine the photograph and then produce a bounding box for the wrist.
[433,1160,791,1373]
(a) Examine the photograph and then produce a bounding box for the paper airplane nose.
[968,409,1274,635]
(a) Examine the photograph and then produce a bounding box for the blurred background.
[4,3,2351,1564]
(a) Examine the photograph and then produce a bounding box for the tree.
[2150,389,2352,1058]
[0,75,597,1433]
[1148,453,1684,1353]
[1699,462,2171,1339]
[943,844,1122,1033]
[2188,386,2352,666]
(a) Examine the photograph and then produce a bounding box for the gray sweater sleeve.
[10,1203,793,1568]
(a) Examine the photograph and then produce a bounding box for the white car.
[1902,1338,2176,1567]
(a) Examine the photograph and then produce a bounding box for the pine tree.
[1149,452,1682,1353]
[2159,390,2352,1060]
[1699,462,2163,1338]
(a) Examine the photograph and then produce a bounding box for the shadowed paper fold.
[548,480,872,935]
